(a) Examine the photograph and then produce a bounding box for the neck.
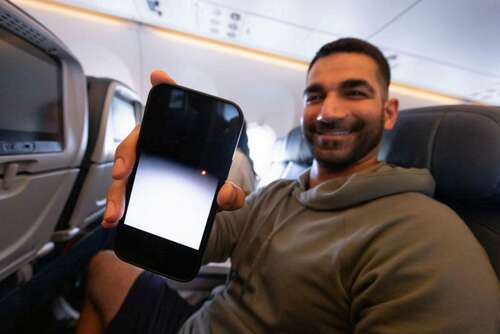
[309,154,379,188]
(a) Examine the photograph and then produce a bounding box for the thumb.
[217,182,245,211]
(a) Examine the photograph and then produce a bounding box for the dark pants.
[107,271,202,334]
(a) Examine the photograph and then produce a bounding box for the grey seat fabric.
[54,77,142,238]
[379,104,500,279]
[260,126,312,186]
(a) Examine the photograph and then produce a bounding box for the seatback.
[260,126,312,186]
[54,77,142,240]
[379,105,500,279]
[0,2,87,282]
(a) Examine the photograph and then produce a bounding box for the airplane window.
[0,26,63,155]
[247,122,276,178]
[110,95,136,142]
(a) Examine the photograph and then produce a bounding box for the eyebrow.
[303,83,323,96]
[303,79,376,96]
[339,79,375,95]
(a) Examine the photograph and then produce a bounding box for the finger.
[101,179,127,228]
[150,70,176,86]
[112,125,140,180]
[217,182,245,211]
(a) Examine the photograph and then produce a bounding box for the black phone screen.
[122,84,242,251]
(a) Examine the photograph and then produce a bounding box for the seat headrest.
[273,126,313,164]
[379,105,500,204]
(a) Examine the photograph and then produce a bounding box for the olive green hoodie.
[180,163,499,333]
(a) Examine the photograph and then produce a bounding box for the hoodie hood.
[294,162,435,210]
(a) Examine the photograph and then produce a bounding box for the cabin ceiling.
[41,0,500,105]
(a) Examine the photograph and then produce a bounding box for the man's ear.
[383,98,399,131]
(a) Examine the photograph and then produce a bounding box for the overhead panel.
[40,0,500,104]
[45,0,417,62]
[195,1,246,42]
[371,0,500,78]
[194,1,318,60]
[382,49,500,105]
[205,0,418,38]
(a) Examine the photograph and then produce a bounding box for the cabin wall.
[15,0,464,137]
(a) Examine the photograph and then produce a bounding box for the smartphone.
[114,83,243,281]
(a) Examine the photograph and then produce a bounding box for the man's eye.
[305,94,323,104]
[345,90,367,98]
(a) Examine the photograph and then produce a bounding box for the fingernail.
[112,158,124,176]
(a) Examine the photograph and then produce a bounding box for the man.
[77,38,499,333]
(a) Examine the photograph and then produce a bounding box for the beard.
[304,112,384,171]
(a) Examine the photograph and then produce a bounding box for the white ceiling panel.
[385,51,500,105]
[371,0,500,78]
[202,0,418,38]
[239,15,315,60]
[50,0,139,20]
[302,31,340,61]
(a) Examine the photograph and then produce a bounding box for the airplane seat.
[260,126,312,186]
[54,77,142,241]
[0,77,142,327]
[0,2,87,284]
[379,104,500,280]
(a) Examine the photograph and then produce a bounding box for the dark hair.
[308,38,391,91]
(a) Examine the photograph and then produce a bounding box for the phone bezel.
[115,83,243,282]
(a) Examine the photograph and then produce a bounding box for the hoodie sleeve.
[346,193,500,334]
[201,190,259,264]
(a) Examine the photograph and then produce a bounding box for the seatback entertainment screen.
[110,95,137,143]
[0,26,63,155]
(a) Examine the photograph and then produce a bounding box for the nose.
[316,93,347,122]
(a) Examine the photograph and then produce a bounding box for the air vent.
[385,53,399,69]
[146,0,162,16]
[0,11,47,46]
[470,85,500,101]
[386,54,398,61]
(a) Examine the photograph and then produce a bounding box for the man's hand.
[101,70,246,228]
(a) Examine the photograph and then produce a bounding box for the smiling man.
[77,38,499,334]
[302,42,398,187]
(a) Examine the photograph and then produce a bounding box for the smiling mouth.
[317,130,353,137]
[314,130,354,147]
